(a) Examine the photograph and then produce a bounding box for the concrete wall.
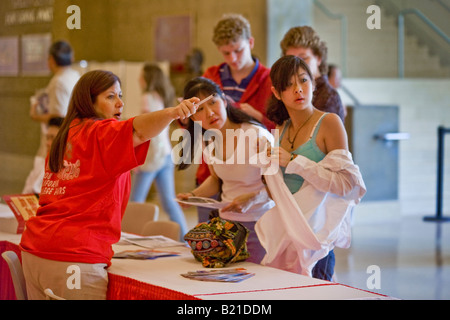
[0,0,53,194]
[313,0,450,78]
[0,0,270,195]
[52,0,268,71]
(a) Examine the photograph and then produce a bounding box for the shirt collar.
[220,58,259,85]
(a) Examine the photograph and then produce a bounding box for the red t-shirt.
[20,118,149,266]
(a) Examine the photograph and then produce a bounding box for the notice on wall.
[0,36,19,76]
[21,33,51,76]
[154,15,191,70]
[3,0,54,27]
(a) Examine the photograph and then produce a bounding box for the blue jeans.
[312,250,335,281]
[130,155,188,239]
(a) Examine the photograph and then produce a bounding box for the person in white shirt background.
[23,41,80,194]
[22,117,64,195]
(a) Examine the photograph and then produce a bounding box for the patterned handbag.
[184,216,250,268]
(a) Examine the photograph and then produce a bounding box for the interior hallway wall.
[0,0,53,194]
[0,1,448,219]
[340,78,450,218]
[0,0,271,195]
[52,0,269,70]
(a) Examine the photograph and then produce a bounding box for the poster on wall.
[21,33,52,76]
[0,36,19,76]
[154,15,191,72]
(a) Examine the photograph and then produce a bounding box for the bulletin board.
[154,15,191,69]
[0,36,19,76]
[21,33,51,76]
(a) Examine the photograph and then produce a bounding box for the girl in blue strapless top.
[265,55,349,281]
[279,115,327,194]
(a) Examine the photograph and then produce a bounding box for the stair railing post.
[424,126,450,222]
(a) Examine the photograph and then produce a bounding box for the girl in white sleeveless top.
[177,77,274,264]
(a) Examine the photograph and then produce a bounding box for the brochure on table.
[181,268,255,283]
[119,233,186,249]
[114,233,186,260]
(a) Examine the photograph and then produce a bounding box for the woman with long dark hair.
[256,55,365,280]
[176,77,274,264]
[20,70,199,299]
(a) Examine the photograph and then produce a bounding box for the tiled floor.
[152,162,450,300]
[334,214,450,300]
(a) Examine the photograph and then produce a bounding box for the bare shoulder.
[320,112,348,152]
[322,112,344,128]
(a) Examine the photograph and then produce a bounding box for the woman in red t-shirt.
[20,70,199,300]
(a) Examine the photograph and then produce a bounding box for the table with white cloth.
[0,230,390,300]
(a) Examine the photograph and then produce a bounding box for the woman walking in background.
[130,63,189,238]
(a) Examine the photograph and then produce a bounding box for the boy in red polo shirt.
[197,15,275,222]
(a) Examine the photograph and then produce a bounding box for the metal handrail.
[340,85,361,107]
[433,0,450,12]
[423,126,450,222]
[398,8,450,78]
[313,0,348,77]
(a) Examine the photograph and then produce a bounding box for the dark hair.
[48,117,64,127]
[185,48,204,75]
[49,41,73,67]
[266,55,315,125]
[142,63,175,108]
[49,70,121,173]
[177,77,262,170]
[327,64,338,77]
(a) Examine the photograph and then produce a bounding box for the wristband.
[290,154,295,161]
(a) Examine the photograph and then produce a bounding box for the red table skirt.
[0,241,22,300]
[107,273,199,300]
[2,241,388,300]
[1,240,199,300]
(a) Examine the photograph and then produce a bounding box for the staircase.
[312,0,450,78]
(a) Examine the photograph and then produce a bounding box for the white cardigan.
[255,149,366,277]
